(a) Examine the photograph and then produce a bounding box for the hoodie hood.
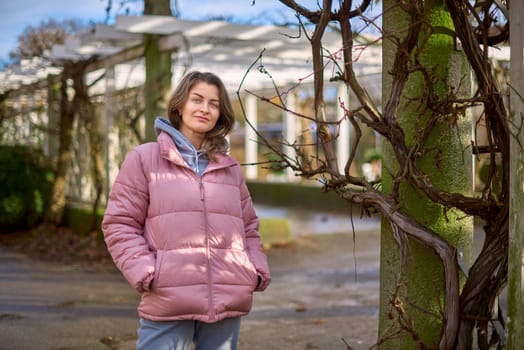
[154,117,209,177]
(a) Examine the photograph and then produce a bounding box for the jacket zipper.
[199,177,215,321]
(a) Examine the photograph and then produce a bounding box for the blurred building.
[1,16,383,204]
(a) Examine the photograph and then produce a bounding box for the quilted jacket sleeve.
[239,176,271,291]
[102,148,155,293]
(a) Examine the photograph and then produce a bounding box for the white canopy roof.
[0,15,384,94]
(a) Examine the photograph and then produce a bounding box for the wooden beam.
[86,44,144,72]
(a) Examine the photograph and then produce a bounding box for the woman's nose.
[200,102,210,113]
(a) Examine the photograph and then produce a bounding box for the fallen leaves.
[0,226,114,271]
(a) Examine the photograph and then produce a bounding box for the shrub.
[259,218,292,247]
[0,145,54,232]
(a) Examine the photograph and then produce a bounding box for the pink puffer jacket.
[102,132,270,323]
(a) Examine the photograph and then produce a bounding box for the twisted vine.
[247,1,511,349]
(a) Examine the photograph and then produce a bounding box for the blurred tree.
[9,19,83,61]
[6,19,93,227]
[104,0,180,21]
[44,58,97,226]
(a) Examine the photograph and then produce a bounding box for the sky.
[0,0,326,68]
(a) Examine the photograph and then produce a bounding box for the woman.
[102,71,271,350]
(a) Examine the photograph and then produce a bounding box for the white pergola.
[1,15,383,184]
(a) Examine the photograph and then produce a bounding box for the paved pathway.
[0,248,139,349]
[0,221,381,350]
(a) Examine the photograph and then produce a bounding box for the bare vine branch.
[243,1,512,348]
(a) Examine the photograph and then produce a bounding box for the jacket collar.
[157,132,236,173]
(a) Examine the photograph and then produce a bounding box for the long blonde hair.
[167,71,235,161]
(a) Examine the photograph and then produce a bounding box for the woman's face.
[178,82,220,144]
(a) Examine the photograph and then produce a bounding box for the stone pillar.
[336,83,350,174]
[379,2,473,348]
[244,94,258,180]
[508,2,524,348]
[284,92,298,180]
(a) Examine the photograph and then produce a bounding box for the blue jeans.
[136,317,241,350]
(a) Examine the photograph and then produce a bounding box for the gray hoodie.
[154,117,209,177]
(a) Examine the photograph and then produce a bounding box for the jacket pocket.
[244,254,259,288]
[151,249,165,289]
